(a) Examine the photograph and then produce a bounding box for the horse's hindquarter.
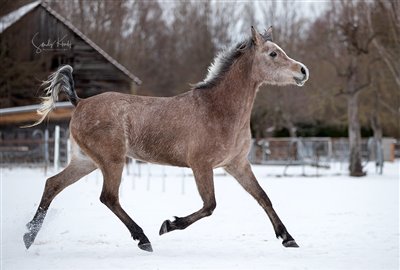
[70,93,134,163]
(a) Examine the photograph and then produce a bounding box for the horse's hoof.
[138,242,153,252]
[282,239,299,248]
[23,232,35,249]
[159,220,172,235]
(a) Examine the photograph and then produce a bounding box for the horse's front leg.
[225,159,299,248]
[159,166,216,235]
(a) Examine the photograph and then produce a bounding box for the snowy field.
[1,161,399,270]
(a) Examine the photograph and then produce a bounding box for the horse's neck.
[211,55,258,126]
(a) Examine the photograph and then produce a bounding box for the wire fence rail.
[1,126,398,176]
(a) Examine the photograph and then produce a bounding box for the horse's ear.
[251,26,263,46]
[262,26,273,42]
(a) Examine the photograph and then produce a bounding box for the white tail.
[24,65,79,128]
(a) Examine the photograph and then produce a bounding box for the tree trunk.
[370,87,384,174]
[285,120,297,138]
[347,91,366,176]
[346,55,366,177]
[371,114,383,174]
[282,111,297,138]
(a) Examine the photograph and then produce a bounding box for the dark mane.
[193,38,253,90]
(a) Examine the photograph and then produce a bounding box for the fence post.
[44,129,49,174]
[162,166,166,192]
[328,138,333,165]
[67,138,71,164]
[181,168,186,195]
[340,138,346,170]
[146,163,151,191]
[54,125,60,172]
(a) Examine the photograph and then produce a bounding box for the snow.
[1,162,399,270]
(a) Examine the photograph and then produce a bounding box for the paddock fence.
[0,126,69,170]
[1,126,398,174]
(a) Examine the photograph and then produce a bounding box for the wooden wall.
[0,6,135,109]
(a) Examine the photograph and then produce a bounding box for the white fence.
[1,128,397,176]
[247,137,397,175]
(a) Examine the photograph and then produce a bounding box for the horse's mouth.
[294,77,305,86]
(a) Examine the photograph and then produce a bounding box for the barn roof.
[0,1,142,85]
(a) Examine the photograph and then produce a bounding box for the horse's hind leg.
[159,166,216,235]
[224,159,298,248]
[98,161,153,252]
[23,158,97,249]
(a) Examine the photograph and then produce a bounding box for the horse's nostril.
[301,67,306,75]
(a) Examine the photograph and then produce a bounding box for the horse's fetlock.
[132,231,147,242]
[275,224,287,239]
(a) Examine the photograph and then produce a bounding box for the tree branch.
[352,57,380,94]
[367,3,400,89]
[353,81,370,93]
[380,100,400,115]
[334,87,349,97]
[322,57,349,77]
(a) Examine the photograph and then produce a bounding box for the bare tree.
[253,1,309,138]
[325,1,378,176]
[369,78,384,174]
[367,0,400,89]
[123,1,172,95]
[7,0,398,141]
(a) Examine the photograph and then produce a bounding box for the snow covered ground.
[1,161,399,270]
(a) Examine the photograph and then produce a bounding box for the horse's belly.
[126,144,189,167]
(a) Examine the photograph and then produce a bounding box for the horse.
[23,26,309,252]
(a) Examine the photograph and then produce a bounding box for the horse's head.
[250,26,309,87]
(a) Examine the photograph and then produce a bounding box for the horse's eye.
[269,51,277,58]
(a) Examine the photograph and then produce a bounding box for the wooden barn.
[0,0,141,127]
[0,1,141,164]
